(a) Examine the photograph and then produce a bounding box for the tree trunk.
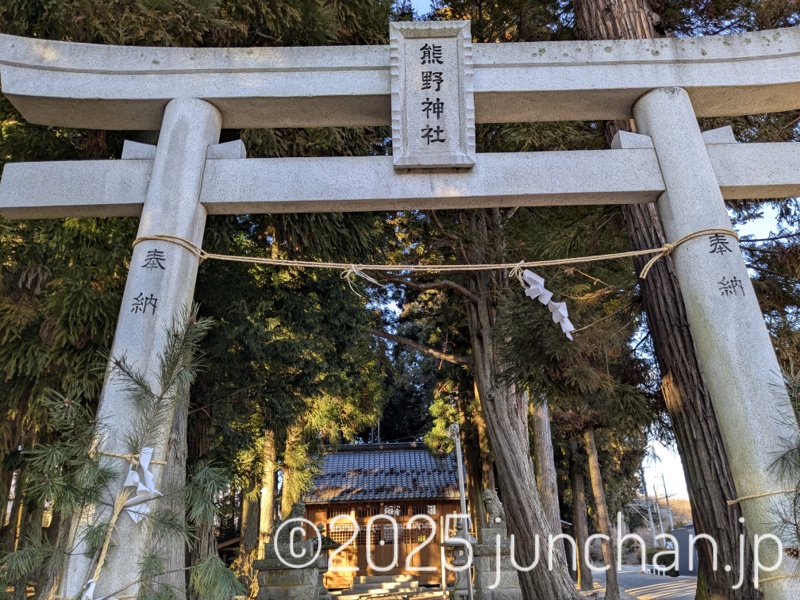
[463,420,487,533]
[569,441,593,592]
[189,518,217,600]
[240,481,259,556]
[473,380,496,492]
[481,450,495,492]
[456,382,486,533]
[529,396,565,563]
[237,479,259,596]
[280,423,303,518]
[1,468,13,525]
[38,512,69,600]
[188,507,218,600]
[186,405,217,600]
[572,2,761,598]
[151,390,188,598]
[3,466,25,552]
[13,506,43,599]
[583,426,619,600]
[258,429,277,558]
[45,511,61,545]
[460,210,582,600]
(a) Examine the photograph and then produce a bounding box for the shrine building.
[303,442,463,590]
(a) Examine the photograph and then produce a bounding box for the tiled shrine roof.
[304,442,460,503]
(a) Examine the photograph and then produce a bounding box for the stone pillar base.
[472,524,522,600]
[254,555,329,600]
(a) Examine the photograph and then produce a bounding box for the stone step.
[355,575,415,584]
[351,582,418,592]
[335,591,443,600]
[347,585,419,596]
[329,574,436,600]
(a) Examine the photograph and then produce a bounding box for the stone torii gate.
[2,21,800,598]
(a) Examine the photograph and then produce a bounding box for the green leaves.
[186,461,229,528]
[139,552,167,580]
[2,310,222,598]
[84,522,113,558]
[218,0,392,47]
[188,556,246,600]
[1,0,236,46]
[23,390,116,515]
[0,536,60,583]
[109,306,213,452]
[193,219,388,480]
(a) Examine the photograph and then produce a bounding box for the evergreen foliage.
[0,309,243,599]
[772,366,800,557]
[189,555,246,600]
[24,390,115,519]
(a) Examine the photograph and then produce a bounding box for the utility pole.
[661,473,674,531]
[448,423,474,600]
[652,485,665,540]
[641,468,658,547]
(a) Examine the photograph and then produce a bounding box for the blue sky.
[410,0,433,17]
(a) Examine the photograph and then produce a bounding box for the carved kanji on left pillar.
[61,98,222,599]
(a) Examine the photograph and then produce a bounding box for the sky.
[411,0,433,17]
[643,440,689,500]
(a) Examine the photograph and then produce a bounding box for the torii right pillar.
[633,87,799,597]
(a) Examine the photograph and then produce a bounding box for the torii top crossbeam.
[2,27,800,128]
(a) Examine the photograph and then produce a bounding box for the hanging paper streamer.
[81,579,118,600]
[122,447,162,523]
[81,579,96,600]
[522,270,575,340]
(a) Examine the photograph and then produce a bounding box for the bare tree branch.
[502,207,519,224]
[746,263,797,279]
[429,210,462,243]
[380,274,478,301]
[740,232,800,244]
[367,328,473,366]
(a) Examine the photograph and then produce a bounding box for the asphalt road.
[594,566,697,599]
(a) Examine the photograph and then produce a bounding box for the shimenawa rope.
[132,227,739,281]
[727,489,798,507]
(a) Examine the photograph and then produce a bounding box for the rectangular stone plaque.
[390,21,475,169]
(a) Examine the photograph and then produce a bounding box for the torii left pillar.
[61,98,221,598]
